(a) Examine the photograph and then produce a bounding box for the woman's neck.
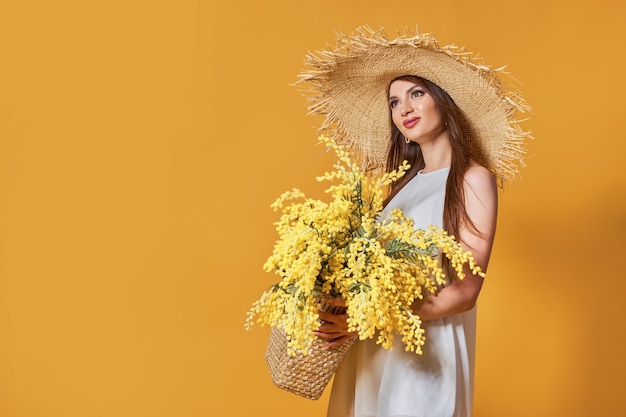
[418,136,452,173]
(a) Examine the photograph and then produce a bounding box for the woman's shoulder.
[462,162,498,229]
[463,162,497,194]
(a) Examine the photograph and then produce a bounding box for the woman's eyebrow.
[389,85,420,101]
[407,85,421,94]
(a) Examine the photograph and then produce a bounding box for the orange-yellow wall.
[1,1,624,416]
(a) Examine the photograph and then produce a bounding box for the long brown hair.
[384,75,483,247]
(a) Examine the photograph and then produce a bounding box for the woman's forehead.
[388,77,427,94]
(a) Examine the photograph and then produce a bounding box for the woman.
[300,27,530,417]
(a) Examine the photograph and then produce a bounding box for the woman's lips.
[403,117,419,128]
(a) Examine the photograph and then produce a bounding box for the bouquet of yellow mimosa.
[246,135,484,359]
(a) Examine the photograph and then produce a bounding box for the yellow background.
[1,1,624,416]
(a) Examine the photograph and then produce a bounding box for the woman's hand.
[314,298,357,348]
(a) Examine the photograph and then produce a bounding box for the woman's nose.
[400,102,413,116]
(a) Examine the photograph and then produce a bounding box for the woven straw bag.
[265,327,355,400]
[265,300,355,400]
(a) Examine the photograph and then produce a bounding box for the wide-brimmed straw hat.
[296,26,531,182]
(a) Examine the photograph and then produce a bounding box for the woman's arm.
[412,164,498,321]
[316,165,498,346]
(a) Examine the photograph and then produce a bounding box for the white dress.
[327,167,477,417]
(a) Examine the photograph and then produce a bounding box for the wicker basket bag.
[265,301,355,400]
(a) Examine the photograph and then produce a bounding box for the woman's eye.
[411,89,424,98]
[389,100,399,109]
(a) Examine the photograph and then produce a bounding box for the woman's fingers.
[326,298,347,307]
[314,330,343,339]
[315,320,344,337]
[314,329,357,347]
[314,314,357,345]
[317,310,348,324]
[315,300,356,346]
[324,334,356,348]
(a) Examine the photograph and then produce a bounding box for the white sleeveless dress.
[327,167,477,417]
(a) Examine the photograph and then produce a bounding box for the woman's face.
[388,79,446,144]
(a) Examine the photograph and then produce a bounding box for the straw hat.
[296,26,531,182]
